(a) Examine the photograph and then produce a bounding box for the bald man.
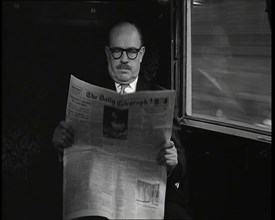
[53,21,191,220]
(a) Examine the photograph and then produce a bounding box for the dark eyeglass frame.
[107,46,143,60]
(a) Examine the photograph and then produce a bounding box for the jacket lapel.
[96,74,116,91]
[136,79,150,92]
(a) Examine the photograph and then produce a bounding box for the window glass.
[190,0,271,131]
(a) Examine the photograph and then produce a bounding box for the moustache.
[116,64,131,70]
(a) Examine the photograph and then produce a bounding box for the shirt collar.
[115,77,138,94]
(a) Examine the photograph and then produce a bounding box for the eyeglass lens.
[109,47,141,60]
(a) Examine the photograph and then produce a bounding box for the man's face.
[105,24,145,84]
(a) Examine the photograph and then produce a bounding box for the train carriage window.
[176,0,271,141]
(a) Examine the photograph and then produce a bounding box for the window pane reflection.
[191,0,271,130]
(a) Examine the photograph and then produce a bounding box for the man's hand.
[157,141,178,173]
[52,120,74,153]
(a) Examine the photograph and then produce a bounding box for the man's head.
[105,21,145,84]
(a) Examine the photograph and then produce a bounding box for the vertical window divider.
[185,0,192,116]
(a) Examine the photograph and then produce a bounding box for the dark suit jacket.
[93,74,187,205]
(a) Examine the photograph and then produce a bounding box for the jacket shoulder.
[136,79,167,91]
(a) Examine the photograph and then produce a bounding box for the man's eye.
[127,49,138,54]
[112,49,122,53]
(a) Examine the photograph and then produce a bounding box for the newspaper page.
[63,75,176,220]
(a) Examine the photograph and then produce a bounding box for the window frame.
[171,0,271,143]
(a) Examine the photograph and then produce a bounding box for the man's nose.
[120,51,129,63]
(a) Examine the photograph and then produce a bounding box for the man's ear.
[105,46,109,58]
[139,46,145,63]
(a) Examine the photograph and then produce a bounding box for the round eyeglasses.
[107,46,143,60]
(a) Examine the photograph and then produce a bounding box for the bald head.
[108,22,143,47]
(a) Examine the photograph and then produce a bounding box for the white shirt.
[115,77,138,94]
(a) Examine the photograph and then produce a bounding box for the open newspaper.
[63,75,176,220]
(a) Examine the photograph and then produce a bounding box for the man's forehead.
[109,24,141,47]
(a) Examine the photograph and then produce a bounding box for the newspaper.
[63,75,176,220]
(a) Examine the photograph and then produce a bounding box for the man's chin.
[116,77,135,84]
[116,75,134,83]
[109,71,137,84]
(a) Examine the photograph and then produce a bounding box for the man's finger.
[59,121,74,136]
[163,141,174,149]
[157,142,176,160]
[158,157,178,166]
[157,153,177,164]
